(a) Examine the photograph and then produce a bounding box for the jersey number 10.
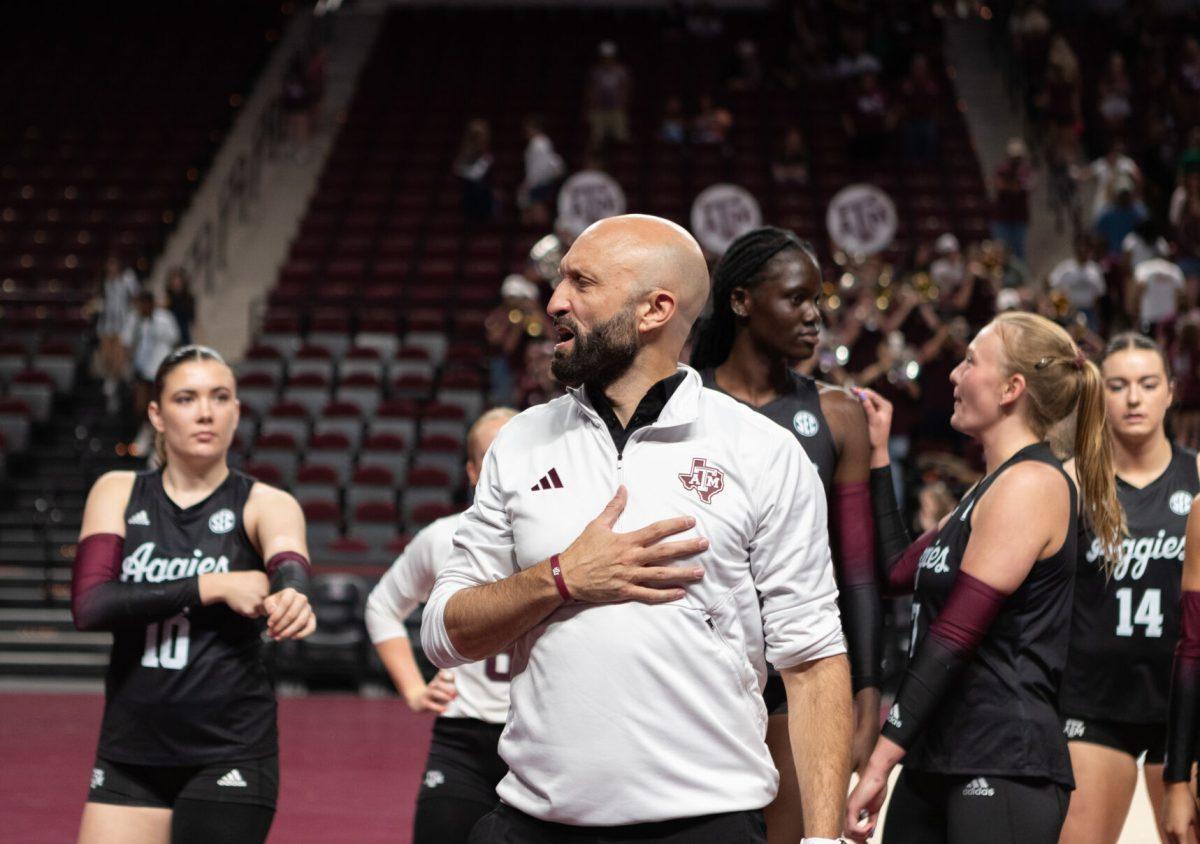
[142,613,191,670]
[1115,587,1164,638]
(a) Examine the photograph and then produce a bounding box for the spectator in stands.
[1049,238,1106,332]
[1133,254,1185,336]
[1171,167,1200,281]
[164,267,196,347]
[930,233,965,293]
[95,253,141,415]
[897,53,941,161]
[690,93,733,147]
[585,41,632,152]
[485,274,549,405]
[727,39,762,91]
[518,116,565,228]
[844,71,893,162]
[1174,35,1200,130]
[1094,175,1149,259]
[1171,316,1200,448]
[915,480,957,534]
[833,24,882,79]
[683,0,724,40]
[282,56,314,158]
[1074,140,1142,225]
[454,119,496,224]
[772,127,810,186]
[122,292,181,453]
[1036,37,1082,225]
[992,138,1033,260]
[659,96,686,143]
[516,339,563,409]
[1096,51,1133,138]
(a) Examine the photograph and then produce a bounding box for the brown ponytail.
[993,312,1124,573]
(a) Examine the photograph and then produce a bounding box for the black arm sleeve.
[1165,591,1200,782]
[839,585,884,692]
[266,551,311,596]
[72,533,201,632]
[870,465,934,597]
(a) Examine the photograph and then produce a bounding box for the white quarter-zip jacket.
[365,513,510,724]
[421,365,844,825]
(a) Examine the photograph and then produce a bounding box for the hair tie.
[1074,348,1086,369]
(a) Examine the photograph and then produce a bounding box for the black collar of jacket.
[586,371,686,457]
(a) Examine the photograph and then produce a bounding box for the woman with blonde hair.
[73,345,316,843]
[845,311,1123,842]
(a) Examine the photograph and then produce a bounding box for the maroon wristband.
[549,554,572,603]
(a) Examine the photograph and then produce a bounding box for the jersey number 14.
[142,613,191,670]
[1115,587,1164,638]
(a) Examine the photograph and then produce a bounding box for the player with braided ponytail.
[693,226,881,842]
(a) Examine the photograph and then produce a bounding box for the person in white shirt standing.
[1048,238,1106,332]
[421,214,851,844]
[122,291,181,454]
[518,115,564,228]
[366,407,518,844]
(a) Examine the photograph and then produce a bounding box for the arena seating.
[0,2,285,680]
[237,7,989,575]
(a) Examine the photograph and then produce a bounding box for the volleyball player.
[690,226,880,841]
[1059,334,1200,843]
[72,345,316,844]
[845,312,1124,843]
[1164,497,1200,844]
[366,408,517,844]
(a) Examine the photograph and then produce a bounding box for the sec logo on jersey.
[209,508,237,534]
[1170,491,1194,517]
[793,410,820,438]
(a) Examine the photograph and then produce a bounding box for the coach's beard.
[551,307,640,392]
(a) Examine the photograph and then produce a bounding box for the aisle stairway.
[0,375,138,679]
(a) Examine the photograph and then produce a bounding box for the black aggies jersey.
[98,469,276,766]
[699,368,838,496]
[1060,445,1200,724]
[905,443,1077,787]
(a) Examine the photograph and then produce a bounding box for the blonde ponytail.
[1072,358,1123,572]
[993,312,1125,574]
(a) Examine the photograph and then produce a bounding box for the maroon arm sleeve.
[881,570,1007,749]
[1165,591,1200,781]
[833,481,883,691]
[71,533,201,631]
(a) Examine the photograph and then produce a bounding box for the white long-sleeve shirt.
[421,366,844,826]
[365,513,510,724]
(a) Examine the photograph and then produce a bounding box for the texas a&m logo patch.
[678,458,725,504]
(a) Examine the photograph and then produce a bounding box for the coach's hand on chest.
[508,439,754,605]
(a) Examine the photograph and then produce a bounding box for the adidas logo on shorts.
[127,510,150,526]
[217,769,248,788]
[886,703,902,729]
[424,769,445,789]
[962,777,995,797]
[90,768,104,789]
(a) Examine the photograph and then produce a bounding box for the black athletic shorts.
[1061,714,1166,765]
[469,803,766,843]
[418,716,506,805]
[87,754,279,809]
[883,768,1069,844]
[762,672,787,715]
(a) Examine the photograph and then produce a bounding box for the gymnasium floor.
[1,692,1158,842]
